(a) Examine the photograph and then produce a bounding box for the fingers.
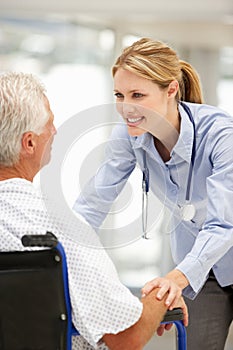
[166,289,182,310]
[165,323,173,331]
[156,280,171,300]
[142,277,189,328]
[142,277,178,301]
[181,299,189,327]
[157,323,173,336]
[157,324,165,336]
[141,278,161,297]
[173,296,189,327]
[142,277,186,310]
[156,278,182,309]
[157,281,182,308]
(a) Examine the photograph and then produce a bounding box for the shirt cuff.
[176,255,209,299]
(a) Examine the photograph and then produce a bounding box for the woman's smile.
[126,116,145,127]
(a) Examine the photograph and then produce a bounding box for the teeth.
[127,117,143,123]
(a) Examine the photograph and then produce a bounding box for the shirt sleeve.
[176,121,233,298]
[60,233,143,348]
[73,124,136,230]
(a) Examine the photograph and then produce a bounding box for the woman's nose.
[122,102,137,116]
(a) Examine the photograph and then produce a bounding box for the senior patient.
[0,72,187,350]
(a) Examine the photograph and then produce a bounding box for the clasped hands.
[141,269,189,336]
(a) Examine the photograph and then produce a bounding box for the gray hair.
[0,72,49,166]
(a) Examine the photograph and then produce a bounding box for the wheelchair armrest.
[162,307,183,323]
[22,231,58,248]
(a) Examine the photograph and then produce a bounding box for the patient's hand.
[156,323,173,336]
[156,295,188,336]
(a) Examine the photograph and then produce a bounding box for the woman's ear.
[167,80,179,98]
[21,132,36,156]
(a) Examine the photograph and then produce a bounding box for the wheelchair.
[0,232,186,349]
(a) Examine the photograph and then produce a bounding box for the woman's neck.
[154,103,181,162]
[167,101,181,133]
[154,138,171,162]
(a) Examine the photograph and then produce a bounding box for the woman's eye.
[133,93,144,98]
[114,92,124,99]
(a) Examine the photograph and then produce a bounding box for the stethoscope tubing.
[141,102,196,238]
[180,102,196,202]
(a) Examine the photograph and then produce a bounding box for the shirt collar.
[130,132,152,150]
[170,102,194,164]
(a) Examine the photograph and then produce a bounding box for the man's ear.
[21,132,36,156]
[167,80,179,98]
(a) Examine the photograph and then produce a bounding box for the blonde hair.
[112,37,203,103]
[0,72,49,166]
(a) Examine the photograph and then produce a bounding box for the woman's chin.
[127,125,146,137]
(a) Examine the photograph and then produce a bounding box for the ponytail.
[179,60,204,104]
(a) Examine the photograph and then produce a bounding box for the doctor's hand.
[141,269,189,307]
[141,276,182,309]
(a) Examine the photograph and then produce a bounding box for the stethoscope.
[142,102,196,239]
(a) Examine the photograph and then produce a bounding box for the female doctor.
[74,37,233,349]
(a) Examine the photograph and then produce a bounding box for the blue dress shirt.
[74,102,233,299]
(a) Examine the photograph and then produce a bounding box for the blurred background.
[0,0,233,348]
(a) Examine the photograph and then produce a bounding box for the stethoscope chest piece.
[181,203,196,221]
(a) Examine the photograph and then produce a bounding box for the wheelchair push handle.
[162,307,184,323]
[22,231,58,248]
